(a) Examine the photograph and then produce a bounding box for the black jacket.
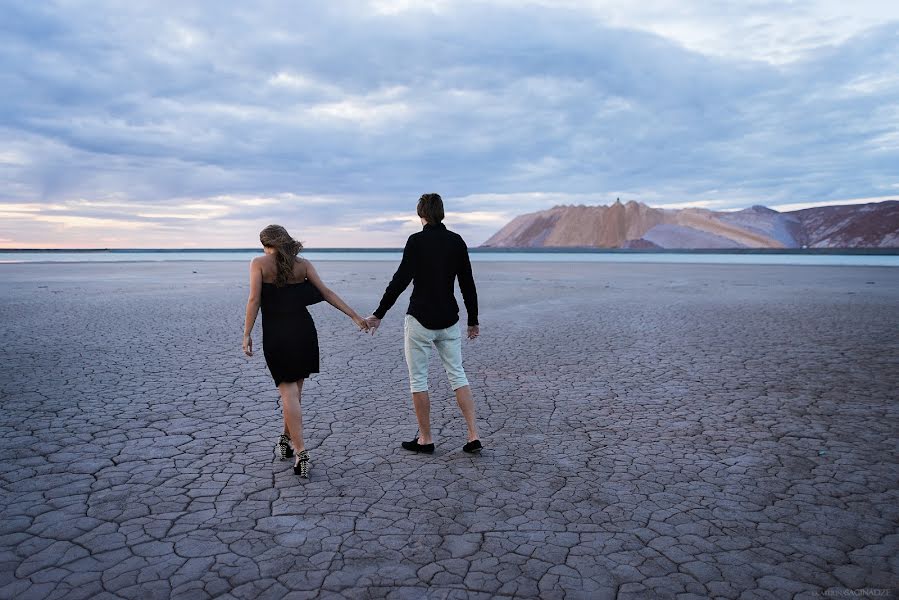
[373,222,478,329]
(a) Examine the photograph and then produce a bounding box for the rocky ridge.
[482,199,899,248]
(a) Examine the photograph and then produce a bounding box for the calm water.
[1,249,898,267]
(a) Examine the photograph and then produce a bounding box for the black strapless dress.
[260,281,320,385]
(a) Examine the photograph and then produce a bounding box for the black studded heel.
[277,434,294,460]
[293,450,310,478]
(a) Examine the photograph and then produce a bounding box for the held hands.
[364,315,381,335]
[352,314,371,332]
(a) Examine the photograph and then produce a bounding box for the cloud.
[364,218,417,232]
[770,195,899,212]
[0,1,897,247]
[504,0,899,64]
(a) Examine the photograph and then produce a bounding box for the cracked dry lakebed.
[1,260,897,599]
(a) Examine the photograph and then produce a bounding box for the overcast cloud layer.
[1,0,897,247]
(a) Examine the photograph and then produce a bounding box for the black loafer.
[401,438,435,453]
[462,440,482,453]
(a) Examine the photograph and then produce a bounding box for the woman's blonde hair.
[259,224,303,287]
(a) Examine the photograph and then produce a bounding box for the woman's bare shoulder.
[293,256,311,279]
[252,254,276,277]
[253,254,276,269]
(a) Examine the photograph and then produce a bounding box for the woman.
[243,225,368,477]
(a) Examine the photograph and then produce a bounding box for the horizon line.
[2,247,898,255]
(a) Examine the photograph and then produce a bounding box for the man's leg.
[435,325,479,442]
[411,391,432,444]
[453,385,479,443]
[404,316,434,444]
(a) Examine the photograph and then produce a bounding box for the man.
[366,193,482,454]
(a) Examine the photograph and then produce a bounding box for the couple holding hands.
[243,194,482,478]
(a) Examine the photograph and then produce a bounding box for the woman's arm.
[305,260,369,330]
[243,258,263,355]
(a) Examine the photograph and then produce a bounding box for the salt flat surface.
[1,261,897,599]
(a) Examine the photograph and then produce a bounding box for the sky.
[1,0,897,248]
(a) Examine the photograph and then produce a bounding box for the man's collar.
[423,222,447,231]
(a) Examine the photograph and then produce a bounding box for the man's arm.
[457,238,479,329]
[372,235,416,321]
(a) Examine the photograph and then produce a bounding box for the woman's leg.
[278,379,305,454]
[282,419,290,437]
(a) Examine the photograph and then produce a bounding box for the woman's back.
[259,256,321,316]
[258,255,308,285]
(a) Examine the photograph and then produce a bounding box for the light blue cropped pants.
[404,314,469,393]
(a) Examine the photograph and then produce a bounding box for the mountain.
[791,202,899,248]
[482,200,899,249]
